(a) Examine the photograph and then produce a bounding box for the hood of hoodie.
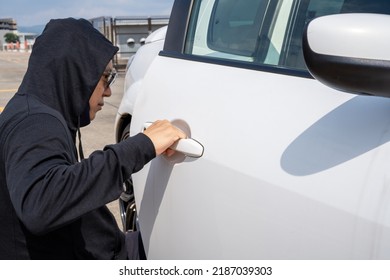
[17,18,118,134]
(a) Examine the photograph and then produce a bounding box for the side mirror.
[303,13,390,98]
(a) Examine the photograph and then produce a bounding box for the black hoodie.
[0,18,156,259]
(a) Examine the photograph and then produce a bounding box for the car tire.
[118,123,138,232]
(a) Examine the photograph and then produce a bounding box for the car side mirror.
[303,13,390,98]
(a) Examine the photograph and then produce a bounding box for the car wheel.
[118,123,138,232]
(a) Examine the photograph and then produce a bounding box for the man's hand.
[143,120,187,156]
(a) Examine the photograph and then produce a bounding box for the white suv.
[115,0,390,259]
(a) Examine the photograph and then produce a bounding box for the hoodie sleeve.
[5,113,155,235]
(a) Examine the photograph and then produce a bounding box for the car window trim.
[164,0,193,53]
[159,50,312,78]
[163,0,312,79]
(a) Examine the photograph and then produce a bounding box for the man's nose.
[104,87,112,97]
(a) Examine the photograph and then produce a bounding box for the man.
[0,18,185,259]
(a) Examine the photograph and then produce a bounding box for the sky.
[0,0,175,27]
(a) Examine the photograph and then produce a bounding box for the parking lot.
[0,50,124,227]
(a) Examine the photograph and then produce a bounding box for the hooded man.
[0,18,185,259]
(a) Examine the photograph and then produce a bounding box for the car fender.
[115,27,167,141]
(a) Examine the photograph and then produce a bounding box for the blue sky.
[0,0,175,26]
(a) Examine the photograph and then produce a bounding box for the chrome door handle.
[143,122,204,158]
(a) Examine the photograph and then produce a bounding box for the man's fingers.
[143,120,187,156]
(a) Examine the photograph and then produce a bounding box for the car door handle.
[143,122,204,158]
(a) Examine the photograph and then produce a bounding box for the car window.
[184,0,390,71]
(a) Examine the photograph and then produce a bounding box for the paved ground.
[0,50,124,228]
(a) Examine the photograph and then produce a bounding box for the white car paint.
[307,14,390,60]
[116,0,390,259]
[116,26,167,121]
[130,56,390,259]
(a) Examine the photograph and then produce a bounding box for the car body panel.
[129,56,390,259]
[115,27,167,142]
[116,0,390,259]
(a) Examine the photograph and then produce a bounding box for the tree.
[4,33,19,43]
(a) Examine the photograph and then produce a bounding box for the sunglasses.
[103,68,117,88]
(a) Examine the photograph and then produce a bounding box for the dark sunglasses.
[103,68,117,88]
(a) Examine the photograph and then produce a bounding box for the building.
[1,16,169,57]
[0,18,37,51]
[90,16,169,68]
[17,32,37,52]
[0,18,17,31]
[0,18,17,51]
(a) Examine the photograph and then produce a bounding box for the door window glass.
[184,0,390,71]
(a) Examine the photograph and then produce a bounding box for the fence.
[90,16,169,69]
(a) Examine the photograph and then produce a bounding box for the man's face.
[89,61,116,121]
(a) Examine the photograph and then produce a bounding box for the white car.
[115,0,390,259]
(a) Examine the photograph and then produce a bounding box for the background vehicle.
[115,0,390,259]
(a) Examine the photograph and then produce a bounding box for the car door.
[130,0,390,259]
